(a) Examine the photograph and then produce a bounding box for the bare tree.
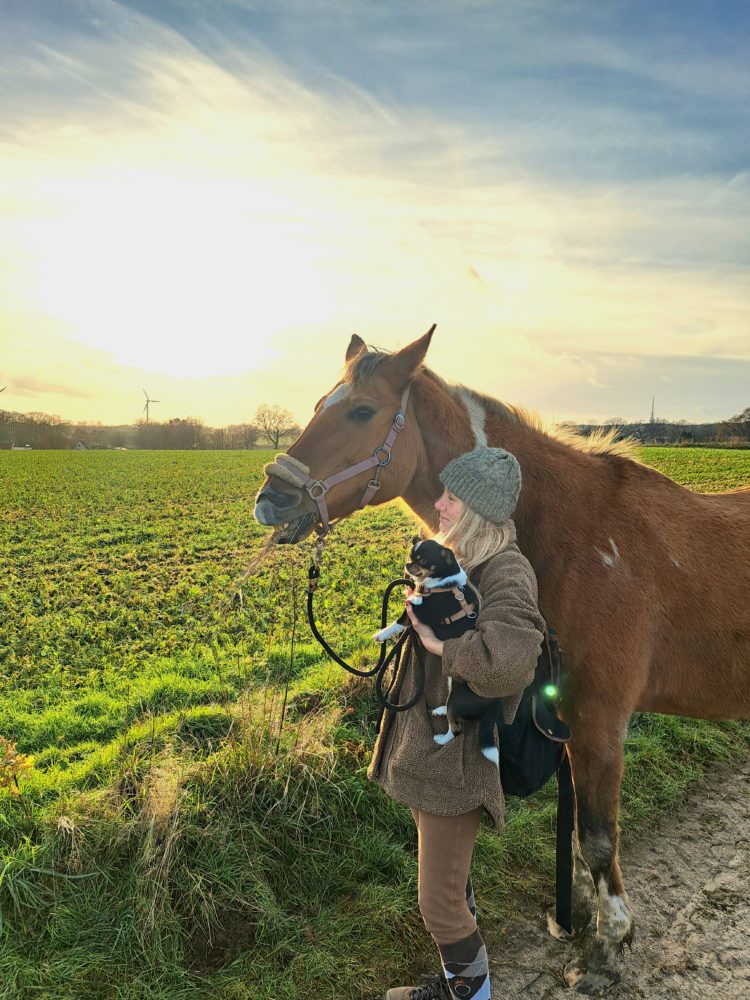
[254,404,299,449]
[717,406,750,443]
[225,423,260,449]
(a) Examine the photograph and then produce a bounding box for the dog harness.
[411,584,477,626]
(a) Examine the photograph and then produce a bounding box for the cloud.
[526,352,750,425]
[10,375,94,398]
[0,0,747,427]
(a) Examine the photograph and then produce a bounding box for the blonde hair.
[436,504,513,579]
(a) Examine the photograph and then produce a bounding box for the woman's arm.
[440,548,545,699]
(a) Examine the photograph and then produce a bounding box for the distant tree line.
[568,406,750,447]
[0,404,302,451]
[1,404,747,451]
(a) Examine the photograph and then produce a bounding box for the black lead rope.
[306,564,426,714]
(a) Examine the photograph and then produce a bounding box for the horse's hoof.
[617,921,636,954]
[545,906,573,941]
[564,935,623,995]
[571,880,596,934]
[563,959,621,995]
[545,904,591,941]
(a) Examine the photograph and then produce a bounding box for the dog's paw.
[373,623,405,643]
[433,731,454,746]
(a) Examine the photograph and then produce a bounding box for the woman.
[368,446,546,1000]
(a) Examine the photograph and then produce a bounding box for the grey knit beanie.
[439,447,521,523]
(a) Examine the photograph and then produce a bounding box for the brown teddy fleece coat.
[367,524,545,830]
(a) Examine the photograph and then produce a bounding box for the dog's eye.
[348,406,375,422]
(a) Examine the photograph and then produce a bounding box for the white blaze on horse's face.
[322,384,351,411]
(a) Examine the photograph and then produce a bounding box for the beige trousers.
[409,806,483,946]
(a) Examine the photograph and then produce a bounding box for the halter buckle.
[307,480,328,499]
[367,479,382,491]
[373,446,392,467]
[393,412,406,431]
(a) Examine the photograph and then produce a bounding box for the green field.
[1,446,749,999]
[1,451,418,795]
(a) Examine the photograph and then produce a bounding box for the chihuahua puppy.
[374,537,501,767]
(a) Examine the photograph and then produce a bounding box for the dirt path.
[490,756,750,998]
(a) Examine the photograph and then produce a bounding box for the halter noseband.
[273,382,413,536]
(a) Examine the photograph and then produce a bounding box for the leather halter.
[273,382,413,535]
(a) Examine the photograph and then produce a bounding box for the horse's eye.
[348,407,375,422]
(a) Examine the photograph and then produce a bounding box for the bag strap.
[556,750,574,935]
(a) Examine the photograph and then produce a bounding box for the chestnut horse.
[254,327,750,986]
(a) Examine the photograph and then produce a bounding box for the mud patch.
[185,908,257,972]
[489,757,750,998]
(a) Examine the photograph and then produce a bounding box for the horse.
[253,325,750,989]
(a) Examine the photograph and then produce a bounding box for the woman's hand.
[405,604,444,656]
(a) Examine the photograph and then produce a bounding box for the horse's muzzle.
[277,511,319,544]
[254,484,319,544]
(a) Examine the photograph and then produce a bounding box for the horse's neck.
[484,415,587,569]
[402,378,475,529]
[404,379,594,579]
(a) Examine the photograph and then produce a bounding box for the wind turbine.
[142,388,160,423]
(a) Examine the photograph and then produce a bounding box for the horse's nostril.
[261,486,301,510]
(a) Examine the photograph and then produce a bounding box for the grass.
[642,445,750,492]
[0,447,748,999]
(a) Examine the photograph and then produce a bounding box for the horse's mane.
[345,347,641,462]
[457,386,641,461]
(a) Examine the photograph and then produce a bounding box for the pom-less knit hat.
[439,446,521,524]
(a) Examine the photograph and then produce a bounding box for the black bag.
[497,629,571,798]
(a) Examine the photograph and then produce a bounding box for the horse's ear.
[345,334,367,362]
[387,324,436,385]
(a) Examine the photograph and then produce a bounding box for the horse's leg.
[576,742,633,948]
[571,836,597,933]
[546,835,596,940]
[562,704,634,991]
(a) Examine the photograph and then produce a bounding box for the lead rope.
[306,529,426,714]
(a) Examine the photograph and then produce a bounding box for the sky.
[1,0,748,428]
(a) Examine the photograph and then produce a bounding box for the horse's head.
[254,325,435,543]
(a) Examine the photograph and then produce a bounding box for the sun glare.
[24,171,333,377]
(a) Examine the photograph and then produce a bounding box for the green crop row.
[0,446,747,999]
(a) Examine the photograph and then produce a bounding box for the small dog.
[374,537,502,767]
